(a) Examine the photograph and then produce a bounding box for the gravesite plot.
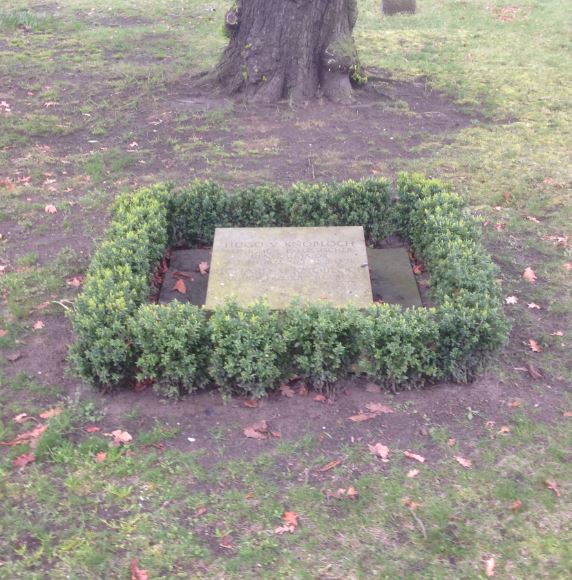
[1,1,570,577]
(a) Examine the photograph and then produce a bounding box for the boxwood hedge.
[69,174,509,397]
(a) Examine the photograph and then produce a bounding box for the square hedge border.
[69,173,509,398]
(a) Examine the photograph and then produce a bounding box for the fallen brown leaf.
[365,402,394,414]
[503,191,511,202]
[13,413,30,424]
[563,411,572,417]
[194,507,208,517]
[44,204,57,214]
[508,400,521,408]
[528,338,542,353]
[243,420,269,440]
[39,407,62,419]
[368,443,390,462]
[109,429,133,444]
[0,424,47,447]
[172,271,192,279]
[563,262,572,271]
[348,413,378,422]
[198,261,209,275]
[313,394,327,402]
[505,296,518,304]
[552,330,564,337]
[33,320,45,330]
[130,559,150,580]
[545,479,560,497]
[243,399,258,408]
[526,363,542,380]
[406,469,420,478]
[447,438,456,447]
[402,497,422,510]
[498,426,511,435]
[66,276,83,288]
[509,499,522,511]
[327,486,359,499]
[522,267,537,283]
[14,453,36,468]
[172,278,187,294]
[454,455,473,468]
[279,384,295,398]
[84,425,101,433]
[485,557,496,577]
[95,451,107,463]
[527,302,541,309]
[219,535,234,549]
[404,451,426,463]
[318,459,341,472]
[275,511,299,534]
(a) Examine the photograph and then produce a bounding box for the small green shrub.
[359,305,440,389]
[229,184,290,227]
[209,301,286,398]
[284,303,362,390]
[131,303,210,398]
[169,181,229,246]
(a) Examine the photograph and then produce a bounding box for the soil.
[2,73,568,469]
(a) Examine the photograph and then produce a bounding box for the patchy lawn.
[0,0,570,577]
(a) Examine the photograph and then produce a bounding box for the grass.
[0,0,571,577]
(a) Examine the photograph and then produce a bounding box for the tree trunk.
[217,0,359,103]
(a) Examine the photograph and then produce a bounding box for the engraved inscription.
[205,226,373,309]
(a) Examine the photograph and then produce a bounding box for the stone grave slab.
[205,226,373,309]
[159,249,211,306]
[367,247,422,308]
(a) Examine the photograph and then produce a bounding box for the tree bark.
[217,0,360,103]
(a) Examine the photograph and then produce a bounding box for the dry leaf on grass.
[563,262,572,271]
[505,296,518,304]
[108,430,132,444]
[365,402,394,414]
[545,479,560,497]
[404,451,426,463]
[95,451,107,463]
[197,261,209,275]
[44,204,57,214]
[130,559,149,580]
[13,413,30,424]
[313,394,327,403]
[348,413,377,422]
[522,267,537,283]
[454,455,473,468]
[14,453,36,468]
[66,276,83,288]
[1,424,47,447]
[33,320,45,330]
[243,420,269,440]
[448,438,456,447]
[407,469,420,478]
[194,507,208,517]
[528,339,543,353]
[498,426,511,435]
[526,363,542,380]
[508,400,521,408]
[527,302,541,309]
[485,557,496,577]
[552,330,564,337]
[318,459,341,472]
[327,486,358,499]
[563,412,572,417]
[84,425,101,433]
[509,499,522,511]
[368,443,390,462]
[275,511,299,534]
[402,497,422,510]
[243,399,258,408]
[39,407,62,419]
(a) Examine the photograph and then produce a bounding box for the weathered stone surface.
[367,247,422,308]
[205,227,373,309]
